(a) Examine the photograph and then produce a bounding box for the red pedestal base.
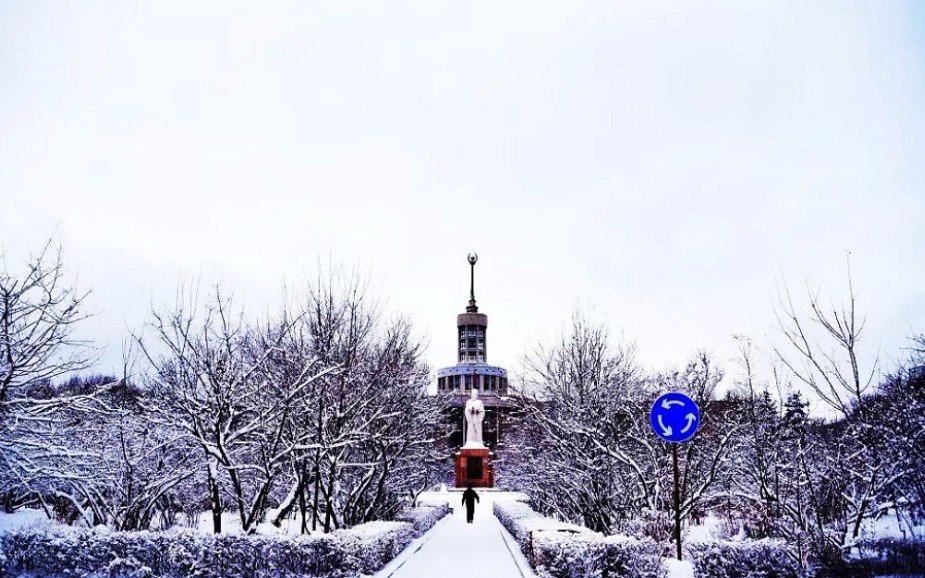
[454,447,494,488]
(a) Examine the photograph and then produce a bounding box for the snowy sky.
[2,1,924,404]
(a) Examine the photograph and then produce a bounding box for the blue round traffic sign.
[649,392,701,442]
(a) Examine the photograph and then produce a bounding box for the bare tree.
[508,307,650,534]
[0,238,97,417]
[657,353,743,538]
[725,337,806,547]
[773,256,878,417]
[136,284,333,534]
[509,307,742,541]
[0,238,104,515]
[769,261,917,561]
[523,307,639,402]
[271,267,442,532]
[135,270,439,535]
[23,374,195,530]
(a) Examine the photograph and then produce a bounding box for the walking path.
[372,490,536,578]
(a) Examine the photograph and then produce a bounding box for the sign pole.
[672,442,681,560]
[648,391,701,564]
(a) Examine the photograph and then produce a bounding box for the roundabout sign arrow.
[649,391,701,443]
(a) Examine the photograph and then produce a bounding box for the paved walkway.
[373,491,535,578]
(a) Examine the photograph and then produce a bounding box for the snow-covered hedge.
[335,521,415,574]
[493,500,664,578]
[495,500,554,553]
[494,501,591,552]
[0,503,450,578]
[532,530,606,578]
[393,503,451,536]
[0,525,350,578]
[600,535,665,578]
[686,539,799,578]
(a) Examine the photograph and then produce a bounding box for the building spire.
[466,252,478,313]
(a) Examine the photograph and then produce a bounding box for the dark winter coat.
[461,488,480,509]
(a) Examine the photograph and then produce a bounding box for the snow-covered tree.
[268,268,445,532]
[23,375,195,530]
[771,263,912,561]
[0,239,105,515]
[136,285,334,534]
[506,308,742,544]
[0,239,96,411]
[504,308,643,534]
[134,270,444,534]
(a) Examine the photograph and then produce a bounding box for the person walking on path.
[461,485,480,523]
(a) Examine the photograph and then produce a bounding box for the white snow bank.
[684,513,723,543]
[196,511,309,535]
[0,508,51,534]
[663,558,693,578]
[858,508,925,541]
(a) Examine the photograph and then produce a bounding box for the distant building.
[435,253,516,451]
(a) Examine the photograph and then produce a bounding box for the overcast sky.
[2,1,924,406]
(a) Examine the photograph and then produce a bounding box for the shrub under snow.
[0,504,449,578]
[335,521,414,574]
[1,526,351,578]
[686,539,799,578]
[600,535,665,578]
[493,500,664,578]
[393,503,451,536]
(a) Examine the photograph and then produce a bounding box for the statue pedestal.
[454,446,494,488]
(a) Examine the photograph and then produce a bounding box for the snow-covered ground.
[0,508,51,533]
[0,508,328,536]
[858,509,925,541]
[382,490,697,578]
[191,511,310,535]
[683,511,925,543]
[685,514,724,543]
[664,558,694,578]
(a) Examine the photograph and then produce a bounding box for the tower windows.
[458,323,487,363]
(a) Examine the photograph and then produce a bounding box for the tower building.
[436,253,514,452]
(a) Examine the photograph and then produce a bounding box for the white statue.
[464,388,485,447]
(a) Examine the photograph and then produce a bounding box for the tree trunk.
[299,468,309,534]
[272,464,308,528]
[2,490,15,513]
[851,497,869,539]
[226,467,249,532]
[323,462,339,533]
[312,455,321,531]
[208,465,222,534]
